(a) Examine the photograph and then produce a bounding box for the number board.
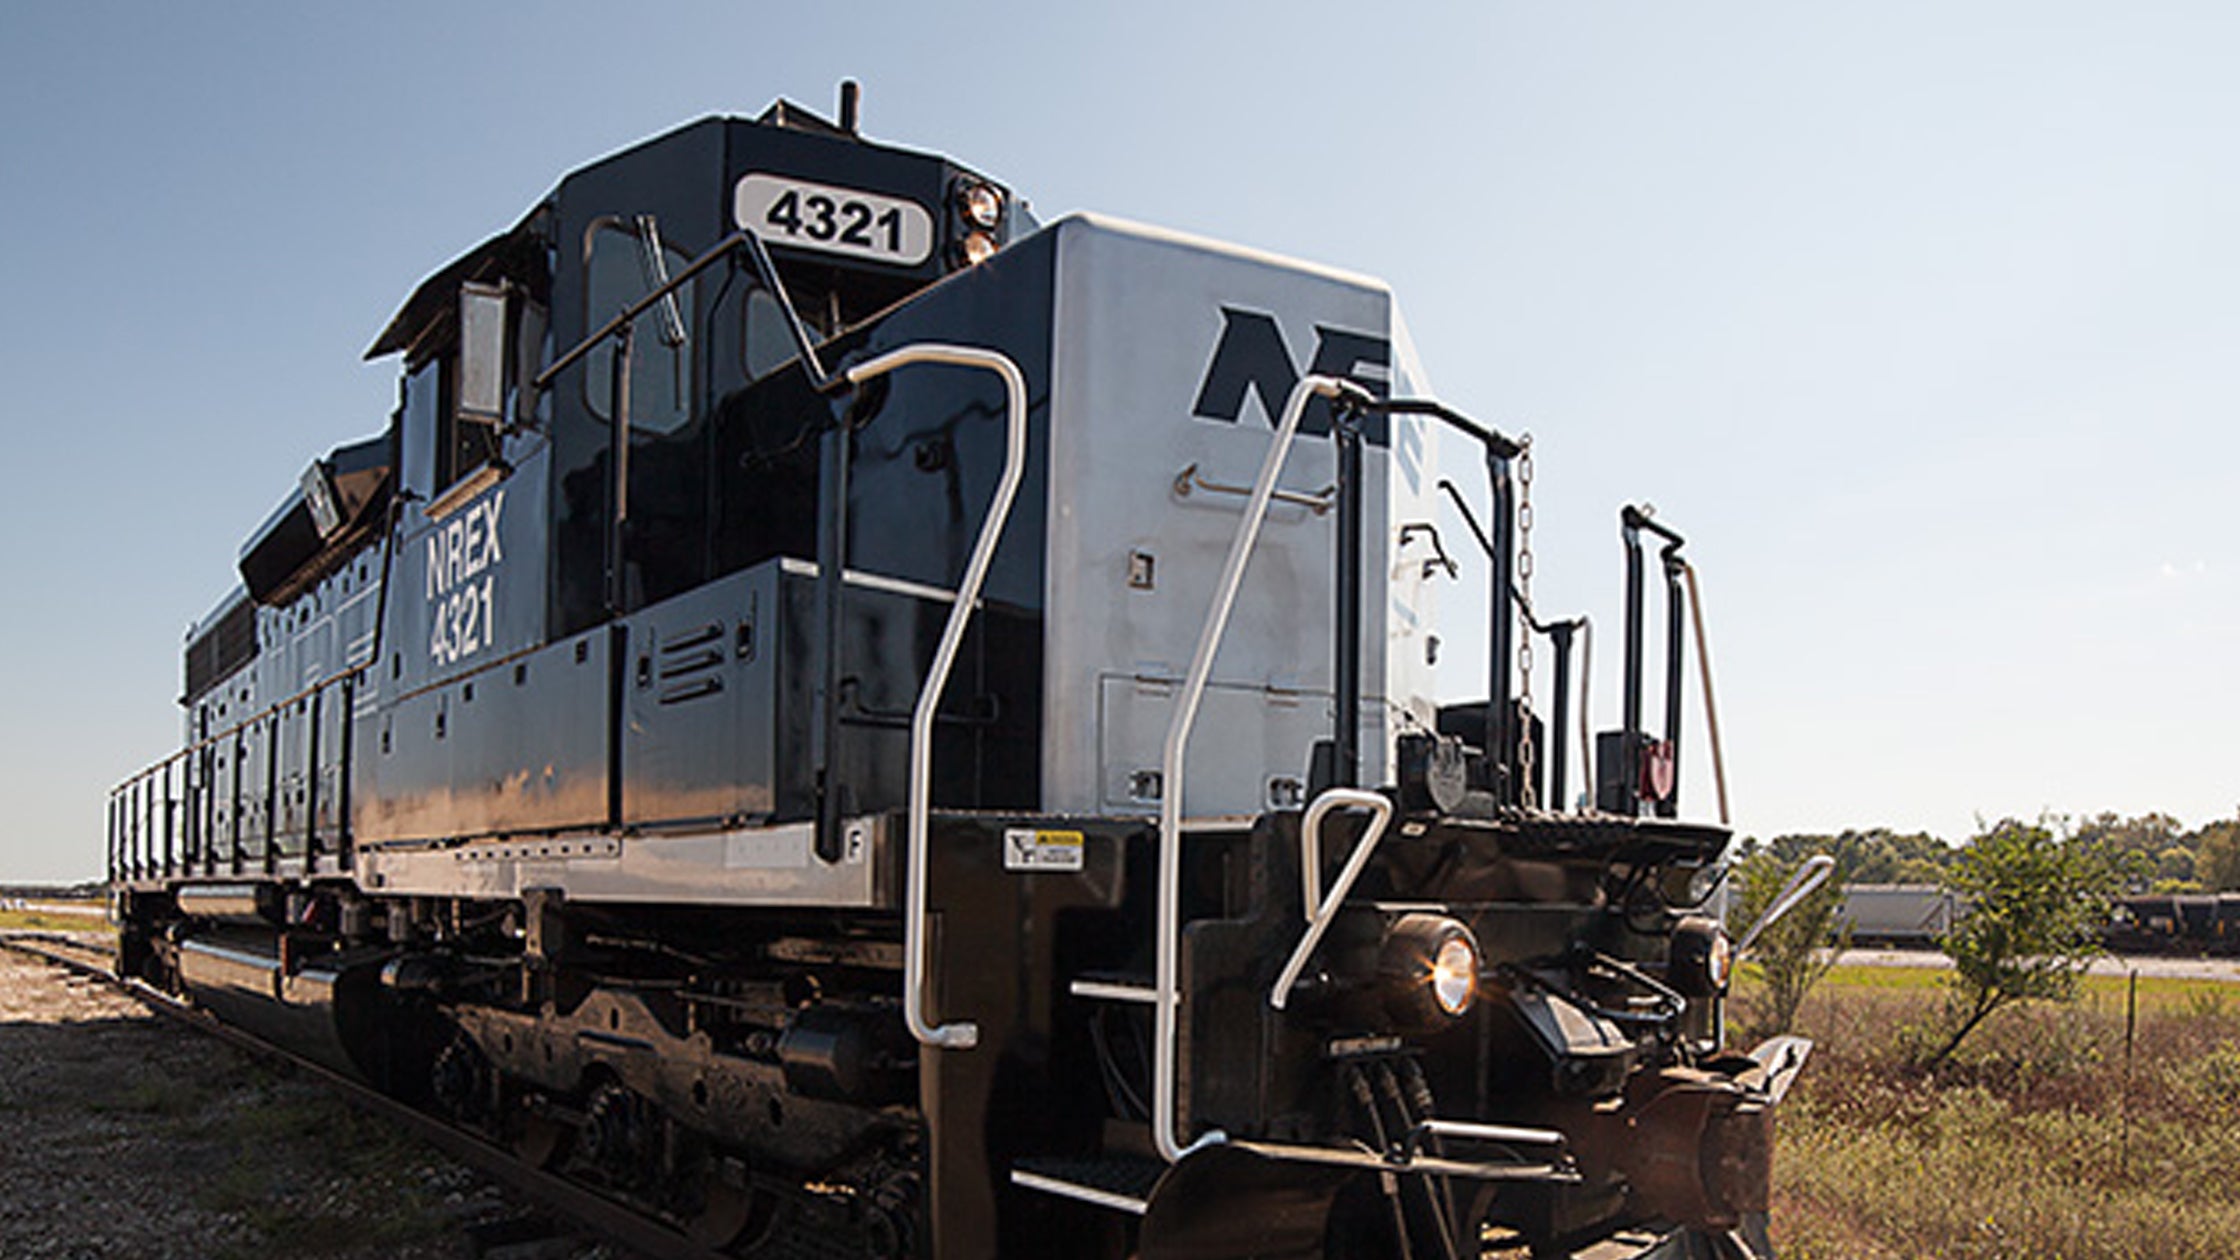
[734,174,935,267]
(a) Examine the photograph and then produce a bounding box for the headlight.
[957,231,998,267]
[957,181,1005,230]
[1380,913,1479,1029]
[1670,915,1733,997]
[1430,936,1477,1017]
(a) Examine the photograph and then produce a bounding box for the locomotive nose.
[1134,1050,1817,1260]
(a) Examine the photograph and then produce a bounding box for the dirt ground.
[0,944,607,1260]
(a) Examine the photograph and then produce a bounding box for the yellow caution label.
[1003,828,1085,872]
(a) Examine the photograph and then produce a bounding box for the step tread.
[1068,969,1155,1002]
[1011,1153,1166,1213]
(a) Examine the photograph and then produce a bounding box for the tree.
[2193,816,2240,892]
[2075,811,2186,892]
[2074,811,2183,858]
[1924,817,2137,1069]
[1755,828,1958,884]
[1730,849,1847,1037]
[2154,845,2197,886]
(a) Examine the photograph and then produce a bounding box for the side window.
[414,281,544,505]
[585,221,696,434]
[740,287,800,383]
[445,366,502,491]
[447,281,506,490]
[401,355,449,498]
[411,350,501,499]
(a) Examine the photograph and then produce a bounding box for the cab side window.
[400,355,450,499]
[409,281,545,507]
[584,222,696,435]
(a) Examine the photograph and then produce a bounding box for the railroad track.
[0,932,727,1260]
[0,928,111,966]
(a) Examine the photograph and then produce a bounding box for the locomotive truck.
[109,87,1813,1259]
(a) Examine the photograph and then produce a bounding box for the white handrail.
[1154,374,1350,1162]
[842,343,1030,1052]
[1270,788,1393,1010]
[1296,787,1393,921]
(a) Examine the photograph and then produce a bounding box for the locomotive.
[109,87,1815,1259]
[2108,893,2240,953]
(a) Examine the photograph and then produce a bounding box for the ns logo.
[1189,307,1392,446]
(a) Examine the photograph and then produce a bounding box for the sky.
[2,3,2234,883]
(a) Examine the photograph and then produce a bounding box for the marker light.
[959,182,1005,230]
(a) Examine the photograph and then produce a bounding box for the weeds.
[197,1085,448,1258]
[1756,967,2240,1259]
[2177,984,2229,1023]
[87,1071,209,1119]
[2167,1043,2240,1109]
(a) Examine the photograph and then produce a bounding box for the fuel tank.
[173,934,428,1093]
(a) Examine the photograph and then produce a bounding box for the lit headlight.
[958,231,998,267]
[1430,936,1477,1017]
[1670,915,1733,997]
[958,181,1005,230]
[1380,913,1480,1030]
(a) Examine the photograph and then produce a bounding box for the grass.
[87,1071,213,1119]
[198,1082,450,1258]
[1740,962,2240,1259]
[0,907,107,932]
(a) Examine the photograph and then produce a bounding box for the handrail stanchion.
[1546,621,1575,810]
[164,761,177,878]
[1617,506,1687,817]
[229,728,245,876]
[1270,788,1392,1009]
[838,344,1030,1054]
[1154,374,1349,1163]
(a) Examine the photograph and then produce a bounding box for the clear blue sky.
[3,3,2233,882]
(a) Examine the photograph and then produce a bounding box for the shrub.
[1730,849,1846,1037]
[1925,817,2138,1068]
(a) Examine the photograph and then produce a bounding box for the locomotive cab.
[109,92,1811,1260]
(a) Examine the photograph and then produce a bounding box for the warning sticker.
[1003,828,1085,872]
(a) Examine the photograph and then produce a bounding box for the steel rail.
[0,935,717,1260]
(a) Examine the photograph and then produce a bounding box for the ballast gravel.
[0,943,612,1260]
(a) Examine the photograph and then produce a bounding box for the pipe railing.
[1155,374,1351,1161]
[852,344,1030,1054]
[108,662,370,884]
[1429,476,1590,811]
[1618,505,1688,818]
[1353,398,1550,809]
[1269,787,1393,1010]
[533,229,833,397]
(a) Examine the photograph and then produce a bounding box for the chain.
[1515,434,1537,811]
